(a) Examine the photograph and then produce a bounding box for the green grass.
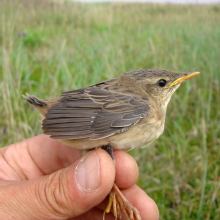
[0,0,220,219]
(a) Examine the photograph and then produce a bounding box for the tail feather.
[22,93,47,108]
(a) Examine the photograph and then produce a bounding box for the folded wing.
[42,85,150,140]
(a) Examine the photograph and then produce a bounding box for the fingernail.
[75,151,100,193]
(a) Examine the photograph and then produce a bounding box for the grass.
[0,0,220,219]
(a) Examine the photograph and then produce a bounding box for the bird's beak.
[168,71,200,89]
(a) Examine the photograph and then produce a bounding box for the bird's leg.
[104,143,115,162]
[103,144,142,220]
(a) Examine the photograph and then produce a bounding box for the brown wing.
[42,86,150,140]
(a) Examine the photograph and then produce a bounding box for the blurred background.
[75,0,220,3]
[0,0,219,219]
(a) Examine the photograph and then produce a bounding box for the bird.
[23,68,199,220]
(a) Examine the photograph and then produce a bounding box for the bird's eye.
[158,79,166,87]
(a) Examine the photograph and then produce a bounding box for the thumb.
[0,149,115,220]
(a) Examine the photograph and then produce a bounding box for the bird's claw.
[103,183,142,220]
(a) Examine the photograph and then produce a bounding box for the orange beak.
[168,71,200,89]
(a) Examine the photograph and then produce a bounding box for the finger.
[27,134,82,174]
[70,207,115,220]
[1,134,82,180]
[120,185,159,220]
[114,150,139,189]
[98,184,159,220]
[0,149,116,219]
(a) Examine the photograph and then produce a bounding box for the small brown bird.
[23,69,199,220]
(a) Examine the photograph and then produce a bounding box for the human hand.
[0,134,159,220]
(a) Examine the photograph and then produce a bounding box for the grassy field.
[0,0,220,219]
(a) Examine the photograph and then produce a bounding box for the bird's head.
[121,69,200,109]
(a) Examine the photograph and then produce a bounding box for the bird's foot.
[103,183,142,220]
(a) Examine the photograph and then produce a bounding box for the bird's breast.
[109,115,165,150]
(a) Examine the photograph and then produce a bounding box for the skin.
[0,134,159,220]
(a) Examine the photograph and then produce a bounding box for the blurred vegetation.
[0,0,220,219]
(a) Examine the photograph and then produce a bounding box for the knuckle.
[36,170,74,218]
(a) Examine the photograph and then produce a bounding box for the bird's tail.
[22,93,47,108]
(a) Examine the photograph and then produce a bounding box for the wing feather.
[111,117,140,127]
[43,122,92,128]
[45,113,97,118]
[51,134,92,139]
[42,83,150,140]
[43,118,94,124]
